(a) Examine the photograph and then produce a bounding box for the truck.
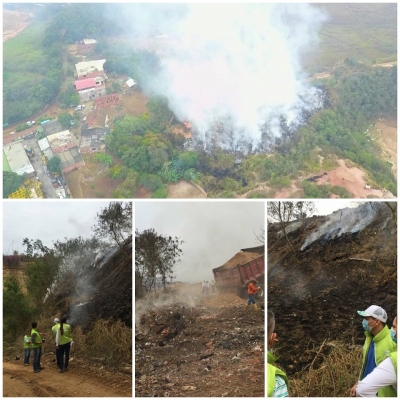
[212,245,265,299]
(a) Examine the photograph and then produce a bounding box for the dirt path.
[136,290,264,397]
[4,357,132,397]
[375,117,397,179]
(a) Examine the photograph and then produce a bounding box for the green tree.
[92,202,132,259]
[58,112,74,129]
[94,153,113,167]
[3,274,32,343]
[3,171,25,198]
[47,156,62,174]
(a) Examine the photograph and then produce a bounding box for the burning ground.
[135,285,264,397]
[268,202,397,378]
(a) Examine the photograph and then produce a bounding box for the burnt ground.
[268,204,397,376]
[135,289,264,397]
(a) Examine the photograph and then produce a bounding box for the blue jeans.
[24,348,30,364]
[59,342,71,370]
[247,294,256,305]
[32,347,42,371]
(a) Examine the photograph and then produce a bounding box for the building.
[42,120,63,137]
[58,147,85,174]
[75,59,106,78]
[3,142,35,177]
[47,130,76,154]
[76,38,97,55]
[74,76,106,102]
[95,93,121,109]
[37,136,55,161]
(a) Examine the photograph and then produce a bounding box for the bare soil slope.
[268,203,397,376]
[135,289,264,397]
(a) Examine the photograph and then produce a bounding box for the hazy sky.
[2,200,118,254]
[135,201,265,283]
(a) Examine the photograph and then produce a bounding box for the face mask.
[390,328,397,343]
[362,319,372,332]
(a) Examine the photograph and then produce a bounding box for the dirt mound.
[268,203,397,376]
[135,289,264,397]
[167,180,207,198]
[220,251,261,269]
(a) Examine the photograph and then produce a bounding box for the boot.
[244,304,249,310]
[252,304,258,311]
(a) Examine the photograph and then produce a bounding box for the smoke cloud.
[130,3,327,145]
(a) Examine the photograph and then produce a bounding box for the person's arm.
[356,357,396,397]
[56,328,60,347]
[273,375,289,397]
[31,333,38,344]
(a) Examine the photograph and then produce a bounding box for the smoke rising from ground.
[135,3,327,144]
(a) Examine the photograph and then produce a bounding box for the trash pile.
[135,285,265,397]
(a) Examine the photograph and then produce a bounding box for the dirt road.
[136,290,265,397]
[4,356,132,397]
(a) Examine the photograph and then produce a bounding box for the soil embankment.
[135,288,264,397]
[268,203,397,376]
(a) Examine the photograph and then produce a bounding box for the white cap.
[357,305,388,323]
[54,318,60,323]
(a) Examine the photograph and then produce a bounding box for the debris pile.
[135,286,265,397]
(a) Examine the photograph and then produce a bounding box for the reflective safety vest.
[23,335,31,349]
[378,351,397,397]
[360,325,397,379]
[58,324,73,345]
[31,328,42,348]
[52,323,60,339]
[267,351,289,397]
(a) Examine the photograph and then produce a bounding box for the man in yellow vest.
[56,317,73,373]
[350,305,397,396]
[356,316,397,397]
[267,310,289,397]
[23,330,32,366]
[31,322,46,373]
[52,318,61,369]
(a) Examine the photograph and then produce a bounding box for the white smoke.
[143,3,327,144]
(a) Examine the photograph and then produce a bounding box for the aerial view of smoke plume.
[120,3,327,144]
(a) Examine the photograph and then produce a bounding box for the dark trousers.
[247,294,256,305]
[55,346,60,367]
[59,342,71,370]
[24,348,30,364]
[33,346,42,371]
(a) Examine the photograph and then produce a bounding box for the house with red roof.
[74,76,106,102]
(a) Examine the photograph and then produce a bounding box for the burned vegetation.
[268,202,397,384]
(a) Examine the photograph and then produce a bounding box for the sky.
[2,200,117,255]
[135,201,265,283]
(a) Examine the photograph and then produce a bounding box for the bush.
[151,187,168,198]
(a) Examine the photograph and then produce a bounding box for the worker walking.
[211,280,216,293]
[245,278,260,310]
[56,317,73,373]
[52,318,61,369]
[205,281,210,295]
[23,330,32,366]
[202,280,206,294]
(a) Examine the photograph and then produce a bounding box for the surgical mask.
[362,319,372,332]
[390,328,397,343]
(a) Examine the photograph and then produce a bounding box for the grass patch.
[288,340,362,397]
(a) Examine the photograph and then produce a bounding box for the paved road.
[23,137,58,198]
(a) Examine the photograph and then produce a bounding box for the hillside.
[268,203,397,376]
[3,237,132,397]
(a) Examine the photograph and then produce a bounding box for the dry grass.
[288,340,362,397]
[72,319,132,370]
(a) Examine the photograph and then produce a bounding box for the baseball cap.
[54,318,60,323]
[357,305,387,323]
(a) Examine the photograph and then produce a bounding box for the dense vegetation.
[103,59,396,198]
[3,171,26,198]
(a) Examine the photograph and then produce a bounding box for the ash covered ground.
[268,203,397,375]
[135,284,265,397]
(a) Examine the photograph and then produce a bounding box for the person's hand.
[56,345,59,349]
[350,382,358,397]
